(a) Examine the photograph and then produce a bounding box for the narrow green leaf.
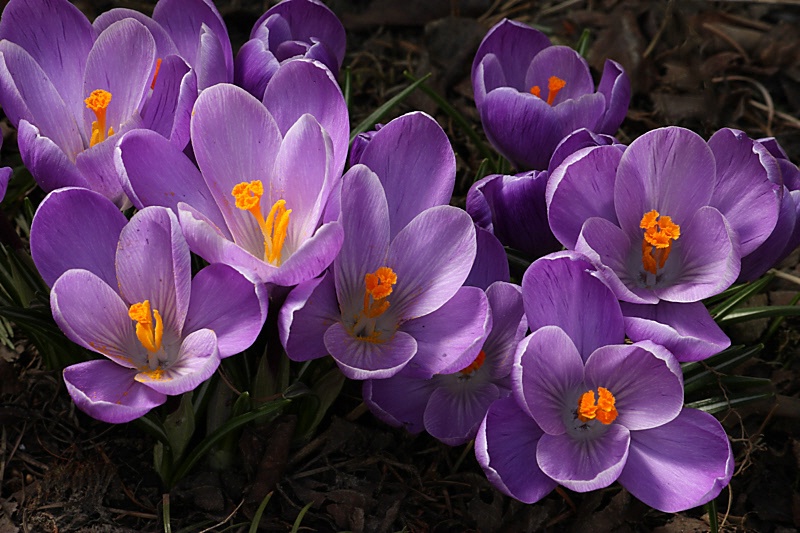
[343,66,352,110]
[290,502,314,533]
[682,344,763,393]
[685,389,774,414]
[349,72,432,143]
[706,498,718,533]
[169,398,290,486]
[249,492,274,533]
[709,274,773,320]
[473,158,490,184]
[163,393,196,462]
[716,305,800,325]
[575,28,592,57]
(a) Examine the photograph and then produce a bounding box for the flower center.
[85,89,115,147]
[458,350,486,376]
[577,386,618,425]
[530,76,566,106]
[128,300,164,354]
[639,209,681,276]
[349,266,397,343]
[151,58,163,90]
[231,180,292,265]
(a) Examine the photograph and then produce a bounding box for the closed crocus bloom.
[236,0,345,100]
[0,0,226,204]
[117,60,349,287]
[30,188,267,423]
[471,19,630,170]
[476,252,734,512]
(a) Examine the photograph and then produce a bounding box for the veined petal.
[140,54,195,148]
[63,359,165,423]
[31,187,127,288]
[596,59,631,135]
[116,207,191,335]
[234,38,279,99]
[358,112,456,238]
[387,206,476,319]
[482,281,526,379]
[93,8,180,60]
[16,120,87,194]
[363,369,435,435]
[425,381,502,445]
[619,408,734,513]
[324,322,417,380]
[279,271,341,362]
[136,328,220,395]
[475,395,556,504]
[51,269,142,368]
[537,424,630,492]
[524,45,595,103]
[522,251,625,358]
[464,227,510,290]
[183,263,267,358]
[196,24,230,90]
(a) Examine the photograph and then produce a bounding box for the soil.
[2,0,800,532]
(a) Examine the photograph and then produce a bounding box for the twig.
[712,75,775,134]
[769,268,800,287]
[198,499,245,533]
[643,0,676,58]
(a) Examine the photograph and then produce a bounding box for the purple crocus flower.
[279,111,488,379]
[471,19,630,170]
[235,0,345,100]
[364,280,526,445]
[739,136,800,280]
[476,252,734,512]
[0,0,229,204]
[116,61,349,287]
[30,188,267,423]
[467,170,561,260]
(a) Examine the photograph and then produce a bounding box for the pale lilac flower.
[476,252,734,512]
[30,188,267,423]
[472,19,630,170]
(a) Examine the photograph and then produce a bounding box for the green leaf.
[169,398,290,486]
[575,28,592,57]
[349,72,432,142]
[715,305,800,325]
[709,274,773,320]
[296,367,346,440]
[290,502,314,533]
[343,66,352,110]
[249,491,273,533]
[682,344,763,394]
[163,393,196,463]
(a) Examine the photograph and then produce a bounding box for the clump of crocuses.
[471,19,630,170]
[30,188,267,423]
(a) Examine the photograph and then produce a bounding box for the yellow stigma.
[530,75,567,106]
[231,180,292,265]
[363,266,397,319]
[85,89,114,147]
[577,387,618,425]
[459,350,487,376]
[128,300,164,353]
[639,210,681,276]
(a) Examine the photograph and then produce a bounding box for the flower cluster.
[2,0,797,518]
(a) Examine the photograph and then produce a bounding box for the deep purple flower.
[0,0,229,204]
[30,188,267,423]
[117,62,349,287]
[467,170,561,259]
[471,19,630,170]
[235,0,345,100]
[739,136,800,280]
[279,112,488,379]
[364,280,526,445]
[476,252,734,512]
[547,126,781,305]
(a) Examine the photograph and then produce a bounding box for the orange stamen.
[363,266,397,319]
[459,350,487,375]
[85,89,113,147]
[128,300,164,353]
[639,210,680,275]
[529,76,567,106]
[577,386,617,424]
[231,180,292,265]
[151,58,163,90]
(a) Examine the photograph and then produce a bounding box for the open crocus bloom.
[476,252,734,512]
[0,0,228,204]
[117,64,348,287]
[30,188,267,423]
[471,19,630,170]
[364,280,526,445]
[236,0,345,100]
[547,126,782,305]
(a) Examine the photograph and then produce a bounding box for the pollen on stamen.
[577,387,617,425]
[232,180,264,211]
[640,210,681,276]
[85,89,112,113]
[459,350,487,375]
[363,266,397,318]
[546,76,566,105]
[85,89,113,147]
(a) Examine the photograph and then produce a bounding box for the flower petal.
[116,207,191,335]
[358,112,456,237]
[136,328,220,395]
[524,45,595,103]
[621,300,730,363]
[537,424,630,492]
[596,60,630,135]
[140,54,196,148]
[425,381,502,446]
[31,187,127,288]
[464,227,510,290]
[324,322,417,380]
[15,120,86,194]
[63,359,166,423]
[279,271,340,362]
[618,408,734,513]
[183,263,267,357]
[363,369,435,434]
[475,395,556,504]
[482,281,526,379]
